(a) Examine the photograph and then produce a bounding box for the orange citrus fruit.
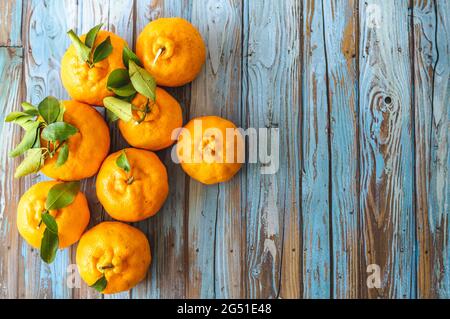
[96,148,169,222]
[76,221,151,294]
[61,30,127,106]
[118,88,183,151]
[176,116,244,184]
[136,17,206,87]
[40,100,110,181]
[17,181,90,249]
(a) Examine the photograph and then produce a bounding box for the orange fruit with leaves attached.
[76,221,151,294]
[40,100,110,181]
[176,116,244,184]
[17,181,90,249]
[118,88,183,151]
[96,148,169,222]
[136,17,206,87]
[61,30,128,106]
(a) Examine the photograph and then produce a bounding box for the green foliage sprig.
[5,97,79,178]
[104,47,157,124]
[40,181,80,264]
[67,24,113,68]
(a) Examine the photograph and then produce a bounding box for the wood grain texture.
[0,48,23,298]
[1,0,450,299]
[359,0,415,298]
[186,0,246,298]
[20,0,79,299]
[0,0,23,46]
[322,0,360,298]
[243,0,302,299]
[134,0,190,299]
[301,0,331,298]
[413,0,450,299]
[193,0,245,299]
[77,0,135,299]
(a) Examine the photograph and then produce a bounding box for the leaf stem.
[37,210,49,228]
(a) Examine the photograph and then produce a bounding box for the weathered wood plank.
[301,0,331,298]
[0,0,23,46]
[193,0,245,299]
[323,0,360,298]
[187,0,244,298]
[77,0,135,299]
[20,0,79,299]
[414,0,450,299]
[0,47,24,299]
[133,0,191,299]
[243,0,302,298]
[359,0,415,298]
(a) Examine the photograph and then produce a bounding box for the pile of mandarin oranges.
[6,18,244,294]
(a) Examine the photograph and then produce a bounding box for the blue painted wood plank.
[74,0,135,299]
[413,0,450,299]
[133,0,190,299]
[359,0,415,298]
[323,0,360,298]
[196,0,246,299]
[301,0,331,298]
[186,0,243,297]
[244,0,302,298]
[0,0,23,46]
[19,0,80,299]
[0,47,24,298]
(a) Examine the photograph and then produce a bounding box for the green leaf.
[90,275,107,292]
[128,60,156,101]
[9,121,40,157]
[106,109,119,123]
[116,151,131,172]
[41,213,58,234]
[111,83,137,97]
[92,36,112,64]
[120,93,137,103]
[85,23,103,48]
[56,102,66,122]
[45,181,80,211]
[21,102,39,116]
[24,109,39,117]
[56,143,69,167]
[6,114,36,130]
[122,47,142,68]
[14,148,44,178]
[41,122,78,142]
[67,30,91,63]
[38,96,60,124]
[107,69,137,97]
[21,102,36,111]
[6,112,29,122]
[103,97,133,122]
[107,69,130,88]
[40,228,59,264]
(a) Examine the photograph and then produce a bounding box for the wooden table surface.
[0,0,449,299]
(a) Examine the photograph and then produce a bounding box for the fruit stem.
[126,176,134,185]
[100,264,114,270]
[152,47,165,66]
